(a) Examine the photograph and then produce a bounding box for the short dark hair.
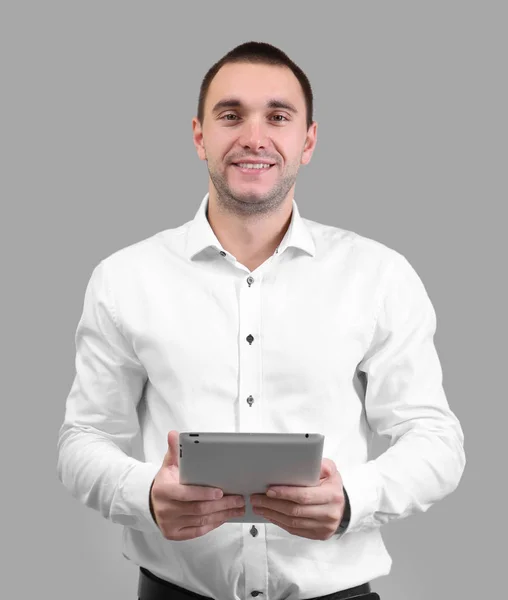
[197,41,314,129]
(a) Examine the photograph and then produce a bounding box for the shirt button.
[246,334,254,345]
[219,251,226,256]
[247,276,254,286]
[247,395,254,406]
[250,525,258,537]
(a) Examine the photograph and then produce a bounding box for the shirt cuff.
[114,461,162,534]
[338,461,380,534]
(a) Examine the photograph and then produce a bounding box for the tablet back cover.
[179,432,324,524]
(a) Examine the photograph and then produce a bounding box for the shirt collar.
[185,193,316,261]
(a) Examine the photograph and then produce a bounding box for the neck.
[206,190,293,271]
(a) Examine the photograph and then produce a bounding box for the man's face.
[192,62,317,215]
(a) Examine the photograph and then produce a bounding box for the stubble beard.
[207,160,300,218]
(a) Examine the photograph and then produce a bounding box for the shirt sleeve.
[56,260,161,534]
[338,251,466,535]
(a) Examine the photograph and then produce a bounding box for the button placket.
[243,519,266,600]
[238,272,266,596]
[238,271,269,599]
[238,274,263,432]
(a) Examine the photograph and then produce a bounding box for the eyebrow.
[211,98,299,115]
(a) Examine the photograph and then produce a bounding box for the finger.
[254,499,338,523]
[176,504,242,540]
[162,431,224,501]
[319,458,336,479]
[265,485,332,505]
[172,520,228,542]
[185,495,244,517]
[171,483,223,503]
[270,520,322,540]
[161,430,180,469]
[260,510,323,539]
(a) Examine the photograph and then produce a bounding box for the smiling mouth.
[232,162,275,174]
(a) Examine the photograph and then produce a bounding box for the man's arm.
[56,260,160,534]
[339,251,466,534]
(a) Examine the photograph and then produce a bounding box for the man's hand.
[150,431,246,541]
[250,458,346,540]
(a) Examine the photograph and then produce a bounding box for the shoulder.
[96,222,188,275]
[303,215,407,272]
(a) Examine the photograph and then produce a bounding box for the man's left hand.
[249,458,345,540]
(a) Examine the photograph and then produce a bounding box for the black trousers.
[138,567,380,600]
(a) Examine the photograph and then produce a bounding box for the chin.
[231,183,271,198]
[233,191,270,204]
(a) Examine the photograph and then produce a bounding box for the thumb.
[319,457,336,481]
[161,430,180,469]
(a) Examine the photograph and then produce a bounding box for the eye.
[271,114,288,122]
[221,113,239,121]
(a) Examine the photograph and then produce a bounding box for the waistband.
[138,567,378,600]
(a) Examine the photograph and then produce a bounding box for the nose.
[237,118,268,151]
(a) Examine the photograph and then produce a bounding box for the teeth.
[236,163,271,169]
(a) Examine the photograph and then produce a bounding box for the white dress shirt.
[57,193,465,600]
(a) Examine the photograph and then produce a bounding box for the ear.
[192,117,207,161]
[301,121,318,166]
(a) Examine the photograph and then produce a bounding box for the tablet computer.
[179,432,324,524]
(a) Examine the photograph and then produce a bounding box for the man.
[57,41,465,600]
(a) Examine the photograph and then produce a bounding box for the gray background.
[2,1,506,599]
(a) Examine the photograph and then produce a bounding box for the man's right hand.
[149,430,246,541]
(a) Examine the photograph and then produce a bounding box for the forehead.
[205,62,305,112]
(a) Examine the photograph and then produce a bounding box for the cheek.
[278,133,305,162]
[203,130,230,157]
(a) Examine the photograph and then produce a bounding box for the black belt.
[138,567,379,600]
